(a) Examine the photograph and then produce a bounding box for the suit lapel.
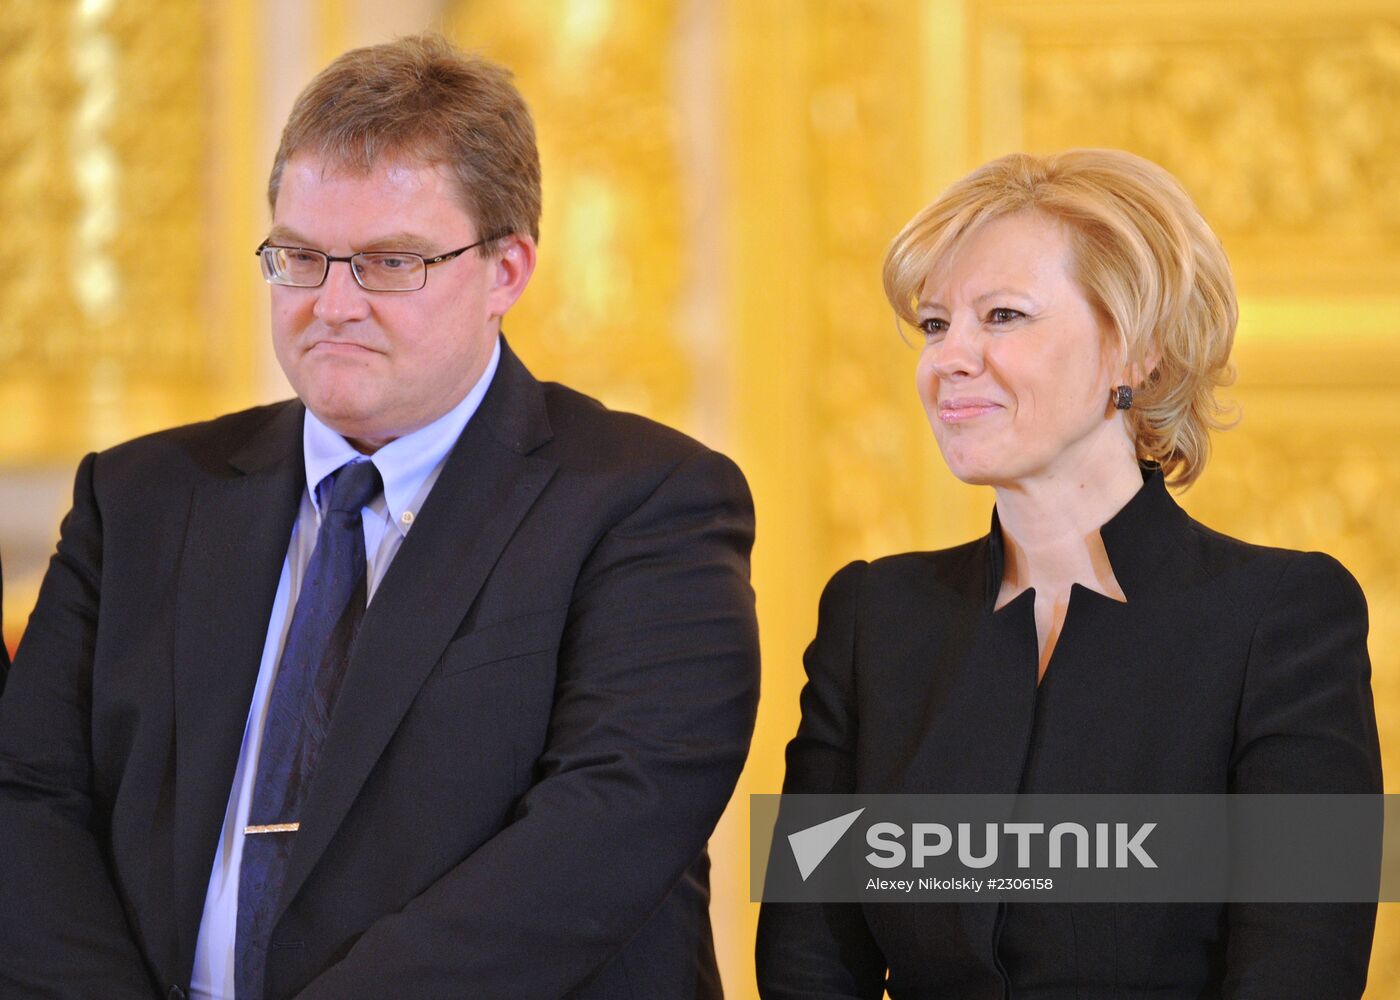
[172,401,306,966]
[276,341,558,919]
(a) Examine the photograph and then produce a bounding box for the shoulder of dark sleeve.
[87,400,300,492]
[536,382,753,544]
[539,380,708,468]
[541,378,745,480]
[1278,549,1367,618]
[782,561,871,796]
[1233,547,1380,793]
[816,559,871,626]
[868,540,985,591]
[809,542,987,655]
[1247,548,1369,670]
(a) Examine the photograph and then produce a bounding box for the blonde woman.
[756,149,1381,999]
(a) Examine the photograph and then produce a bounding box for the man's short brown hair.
[268,32,541,247]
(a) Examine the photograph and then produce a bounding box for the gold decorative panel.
[447,0,694,432]
[0,0,245,463]
[805,0,933,569]
[975,0,1400,294]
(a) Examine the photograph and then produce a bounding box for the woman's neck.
[993,454,1145,602]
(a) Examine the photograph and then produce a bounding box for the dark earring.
[1111,385,1133,410]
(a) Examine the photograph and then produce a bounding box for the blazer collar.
[985,463,1190,606]
[227,398,305,474]
[472,333,554,456]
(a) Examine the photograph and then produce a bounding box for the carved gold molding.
[447,1,694,433]
[0,1,255,463]
[973,0,1400,295]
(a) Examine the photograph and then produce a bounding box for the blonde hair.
[268,33,541,248]
[883,149,1237,488]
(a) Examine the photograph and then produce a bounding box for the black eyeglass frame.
[254,234,504,292]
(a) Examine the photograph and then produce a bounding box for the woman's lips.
[938,400,1003,424]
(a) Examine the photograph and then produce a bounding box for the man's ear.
[487,233,537,319]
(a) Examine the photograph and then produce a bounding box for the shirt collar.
[302,336,501,535]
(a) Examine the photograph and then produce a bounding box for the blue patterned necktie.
[235,459,382,1000]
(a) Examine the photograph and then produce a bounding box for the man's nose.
[312,260,372,324]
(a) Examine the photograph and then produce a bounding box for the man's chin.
[301,395,398,447]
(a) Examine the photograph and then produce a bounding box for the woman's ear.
[1122,345,1162,388]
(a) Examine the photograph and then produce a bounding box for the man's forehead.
[281,151,456,191]
[272,152,475,242]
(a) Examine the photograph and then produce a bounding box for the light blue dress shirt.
[189,339,500,1000]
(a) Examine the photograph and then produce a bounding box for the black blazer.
[756,467,1381,999]
[0,340,761,1000]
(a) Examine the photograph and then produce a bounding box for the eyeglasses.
[254,236,498,292]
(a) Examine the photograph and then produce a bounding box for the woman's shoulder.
[1122,511,1367,644]
[819,538,992,608]
[1178,515,1363,605]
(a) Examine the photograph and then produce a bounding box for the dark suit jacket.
[756,466,1381,1000]
[0,340,760,1000]
[0,549,8,683]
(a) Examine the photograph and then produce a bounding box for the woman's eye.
[988,308,1024,324]
[918,317,948,338]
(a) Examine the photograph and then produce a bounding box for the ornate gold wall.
[0,0,258,463]
[2,1,1398,995]
[449,1,695,428]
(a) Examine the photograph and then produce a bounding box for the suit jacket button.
[168,988,187,1000]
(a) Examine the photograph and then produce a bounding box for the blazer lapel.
[171,401,305,967]
[881,541,1040,797]
[275,341,559,919]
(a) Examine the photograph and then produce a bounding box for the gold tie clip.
[244,822,300,835]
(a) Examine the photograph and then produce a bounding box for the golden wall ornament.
[979,0,1400,294]
[447,0,694,434]
[803,0,936,568]
[0,0,239,463]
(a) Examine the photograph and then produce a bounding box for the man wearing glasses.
[0,34,758,1000]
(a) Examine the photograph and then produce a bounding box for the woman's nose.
[928,321,983,380]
